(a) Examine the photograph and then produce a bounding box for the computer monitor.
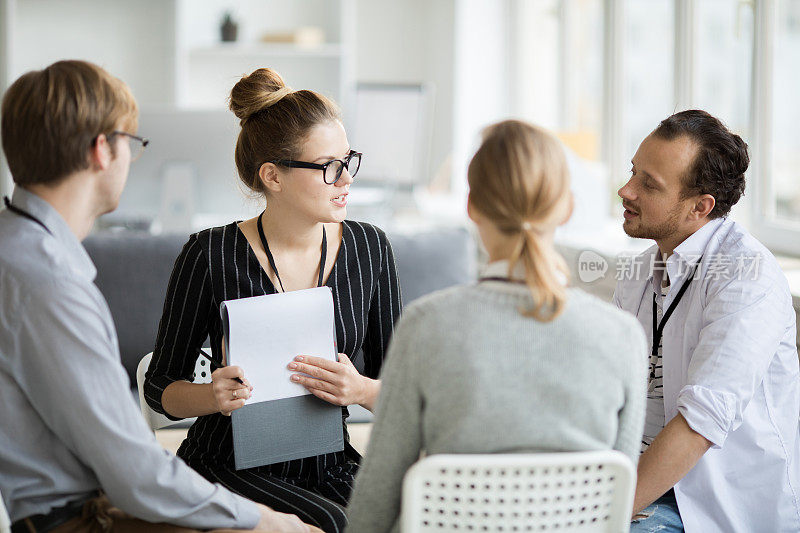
[109,107,257,231]
[348,83,433,187]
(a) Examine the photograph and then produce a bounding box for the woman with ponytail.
[143,68,402,532]
[346,120,648,532]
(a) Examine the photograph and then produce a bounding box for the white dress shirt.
[614,216,800,533]
[0,188,260,528]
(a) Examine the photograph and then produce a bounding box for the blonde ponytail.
[513,229,568,320]
[468,120,571,322]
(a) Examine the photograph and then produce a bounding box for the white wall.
[0,0,458,201]
[177,0,342,49]
[12,0,175,107]
[512,0,562,131]
[355,0,455,187]
[0,0,176,198]
[0,0,14,198]
[453,0,512,196]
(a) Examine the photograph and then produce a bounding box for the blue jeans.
[629,489,684,532]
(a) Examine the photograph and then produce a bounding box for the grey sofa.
[83,225,477,396]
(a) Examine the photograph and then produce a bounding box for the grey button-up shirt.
[0,187,259,528]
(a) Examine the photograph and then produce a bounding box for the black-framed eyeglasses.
[108,131,149,162]
[271,150,362,185]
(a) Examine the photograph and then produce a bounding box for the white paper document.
[221,286,336,405]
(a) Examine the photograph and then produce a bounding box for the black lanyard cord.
[651,257,703,358]
[478,276,527,285]
[257,211,327,293]
[3,196,53,235]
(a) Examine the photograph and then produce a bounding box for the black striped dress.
[144,220,402,532]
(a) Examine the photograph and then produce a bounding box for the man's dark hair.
[652,109,748,219]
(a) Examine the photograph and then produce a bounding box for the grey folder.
[230,394,343,470]
[221,290,344,470]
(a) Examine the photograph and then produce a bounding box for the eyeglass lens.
[325,153,361,184]
[129,138,145,162]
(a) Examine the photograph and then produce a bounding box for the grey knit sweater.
[346,282,647,533]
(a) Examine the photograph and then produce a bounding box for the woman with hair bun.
[144,68,402,532]
[346,120,648,532]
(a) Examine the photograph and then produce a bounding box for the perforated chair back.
[0,487,11,533]
[136,352,211,431]
[401,451,635,533]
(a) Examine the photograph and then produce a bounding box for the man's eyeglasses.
[108,131,149,162]
[271,150,362,185]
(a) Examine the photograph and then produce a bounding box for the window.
[512,0,800,254]
[770,0,800,223]
[752,0,800,254]
[694,0,754,139]
[512,0,609,229]
[624,0,674,177]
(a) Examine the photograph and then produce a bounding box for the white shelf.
[188,42,344,59]
[175,0,355,108]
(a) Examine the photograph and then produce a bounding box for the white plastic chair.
[136,351,211,431]
[0,487,11,533]
[401,451,636,533]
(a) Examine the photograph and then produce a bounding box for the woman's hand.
[211,365,253,416]
[288,353,380,410]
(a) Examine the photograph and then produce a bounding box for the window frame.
[749,0,800,256]
[529,0,800,255]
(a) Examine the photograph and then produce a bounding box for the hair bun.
[229,68,292,121]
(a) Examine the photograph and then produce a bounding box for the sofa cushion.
[84,232,190,384]
[390,226,477,304]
